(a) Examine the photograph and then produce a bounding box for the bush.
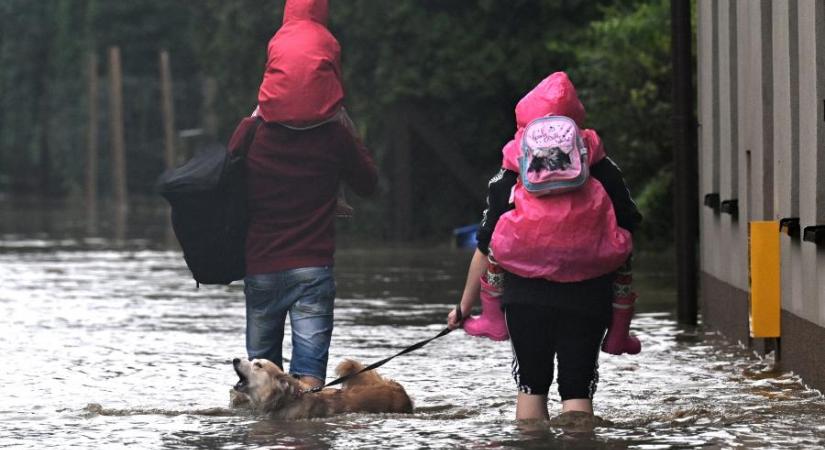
[635,166,674,246]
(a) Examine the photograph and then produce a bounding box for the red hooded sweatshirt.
[242,0,377,275]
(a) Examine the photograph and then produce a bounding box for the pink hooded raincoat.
[257,0,343,127]
[490,72,632,282]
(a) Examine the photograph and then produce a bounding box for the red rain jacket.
[257,0,344,127]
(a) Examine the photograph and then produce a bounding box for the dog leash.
[304,303,464,394]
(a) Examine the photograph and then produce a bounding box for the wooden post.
[159,50,178,247]
[159,50,176,169]
[108,46,127,240]
[85,52,99,233]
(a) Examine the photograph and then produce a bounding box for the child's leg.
[602,257,641,355]
[504,304,557,420]
[555,309,609,415]
[463,258,508,341]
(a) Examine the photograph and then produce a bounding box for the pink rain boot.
[602,268,642,355]
[463,263,509,341]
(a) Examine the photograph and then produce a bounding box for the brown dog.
[231,358,413,419]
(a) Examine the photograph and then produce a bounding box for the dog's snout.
[233,358,241,367]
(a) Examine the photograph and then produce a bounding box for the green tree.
[334,0,615,236]
[0,0,53,193]
[564,0,674,244]
[0,0,677,244]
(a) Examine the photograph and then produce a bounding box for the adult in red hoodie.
[241,0,377,389]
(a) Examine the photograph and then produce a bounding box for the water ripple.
[1,248,824,449]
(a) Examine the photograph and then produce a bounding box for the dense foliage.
[564,0,675,244]
[0,0,677,245]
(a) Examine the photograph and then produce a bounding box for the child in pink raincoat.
[448,72,642,421]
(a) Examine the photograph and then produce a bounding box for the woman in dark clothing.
[447,73,642,421]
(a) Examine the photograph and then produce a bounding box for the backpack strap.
[227,116,264,157]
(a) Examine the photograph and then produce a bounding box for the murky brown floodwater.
[1,201,824,449]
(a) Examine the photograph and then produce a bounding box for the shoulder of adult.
[227,116,264,156]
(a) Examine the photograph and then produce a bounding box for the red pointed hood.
[514,71,586,129]
[257,0,343,126]
[283,0,328,24]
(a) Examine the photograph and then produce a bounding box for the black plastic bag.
[157,117,262,285]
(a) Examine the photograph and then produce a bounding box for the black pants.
[505,303,608,400]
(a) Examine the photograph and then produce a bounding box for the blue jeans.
[244,266,335,381]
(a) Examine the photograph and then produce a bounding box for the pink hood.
[515,71,585,129]
[283,0,328,23]
[503,72,604,172]
[257,0,344,126]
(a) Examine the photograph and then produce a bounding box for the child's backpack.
[518,115,589,195]
[157,117,262,286]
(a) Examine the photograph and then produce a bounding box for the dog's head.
[233,358,300,411]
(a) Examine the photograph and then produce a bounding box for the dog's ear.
[274,374,299,396]
[258,375,297,412]
[278,376,292,391]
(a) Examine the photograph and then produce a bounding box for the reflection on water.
[1,212,825,448]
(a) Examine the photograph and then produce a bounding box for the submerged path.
[0,241,823,449]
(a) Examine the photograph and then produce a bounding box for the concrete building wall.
[796,0,824,327]
[697,0,825,392]
[698,0,721,280]
[717,0,749,291]
[774,1,807,323]
[746,0,772,222]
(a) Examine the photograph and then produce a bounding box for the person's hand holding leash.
[447,249,488,329]
[447,303,466,330]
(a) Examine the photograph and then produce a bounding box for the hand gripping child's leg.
[335,188,354,218]
[602,259,641,355]
[463,259,509,341]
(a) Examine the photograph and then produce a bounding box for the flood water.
[2,201,825,449]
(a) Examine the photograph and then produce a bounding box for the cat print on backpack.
[518,115,589,196]
[527,146,573,173]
